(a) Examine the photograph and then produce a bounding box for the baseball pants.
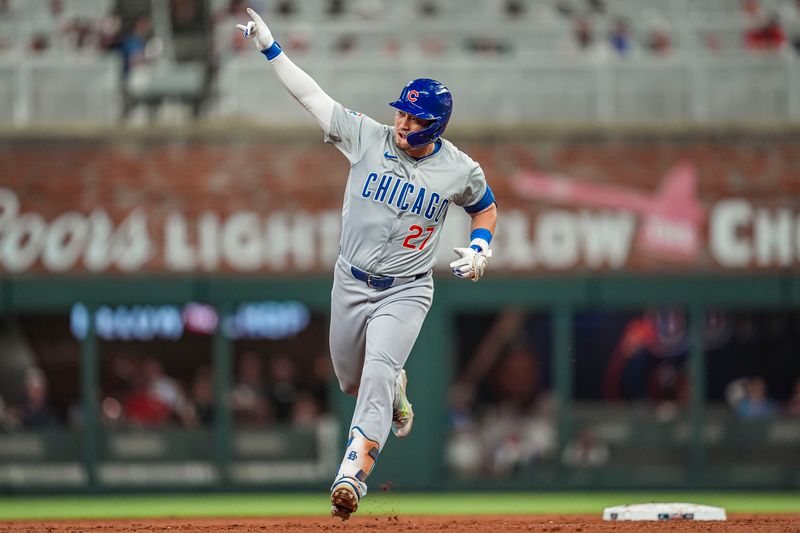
[329,255,433,449]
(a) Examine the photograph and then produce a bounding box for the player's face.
[393,111,433,152]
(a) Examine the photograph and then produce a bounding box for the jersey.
[325,103,491,277]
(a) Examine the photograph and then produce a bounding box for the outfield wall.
[0,275,798,493]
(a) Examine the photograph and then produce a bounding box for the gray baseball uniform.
[234,9,495,516]
[325,102,492,449]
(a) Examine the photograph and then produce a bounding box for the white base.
[603,503,727,521]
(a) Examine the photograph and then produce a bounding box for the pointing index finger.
[247,7,264,24]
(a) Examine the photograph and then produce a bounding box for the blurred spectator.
[609,17,633,56]
[119,357,191,427]
[555,0,576,18]
[446,423,484,477]
[586,0,606,14]
[729,377,778,418]
[570,16,611,60]
[742,0,763,19]
[574,17,594,50]
[353,0,386,20]
[231,351,270,427]
[63,19,99,51]
[50,0,64,17]
[562,427,609,467]
[603,308,691,405]
[267,354,297,421]
[213,0,253,55]
[142,357,186,414]
[100,353,139,427]
[487,342,540,410]
[171,0,204,34]
[121,16,153,76]
[465,36,511,56]
[276,0,297,18]
[100,395,124,428]
[4,367,58,429]
[504,0,525,18]
[418,0,438,18]
[418,36,446,57]
[214,0,249,19]
[190,365,215,426]
[650,362,690,418]
[284,24,311,55]
[107,352,137,401]
[646,22,672,57]
[17,368,59,428]
[327,0,345,17]
[124,369,172,427]
[29,33,50,55]
[291,391,320,429]
[603,312,661,400]
[98,14,123,51]
[491,428,526,476]
[480,403,555,476]
[745,13,787,51]
[333,33,357,55]
[121,359,181,427]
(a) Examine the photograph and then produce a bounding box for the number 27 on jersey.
[402,225,435,251]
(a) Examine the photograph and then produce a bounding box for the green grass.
[0,492,797,521]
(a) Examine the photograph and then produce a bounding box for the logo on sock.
[347,451,358,461]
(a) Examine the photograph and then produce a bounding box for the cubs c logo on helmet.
[407,90,419,102]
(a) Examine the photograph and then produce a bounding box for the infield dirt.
[1,514,798,532]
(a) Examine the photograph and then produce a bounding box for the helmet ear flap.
[405,118,447,148]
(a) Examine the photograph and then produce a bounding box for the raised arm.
[237,8,336,134]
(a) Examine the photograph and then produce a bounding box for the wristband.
[469,228,492,253]
[261,41,282,61]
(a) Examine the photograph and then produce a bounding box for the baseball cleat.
[392,369,414,438]
[330,482,359,520]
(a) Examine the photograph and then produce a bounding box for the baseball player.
[237,8,497,520]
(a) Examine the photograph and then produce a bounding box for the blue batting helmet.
[389,78,452,148]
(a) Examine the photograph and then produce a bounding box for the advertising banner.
[1,134,798,274]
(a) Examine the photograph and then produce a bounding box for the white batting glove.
[450,246,492,282]
[235,7,275,51]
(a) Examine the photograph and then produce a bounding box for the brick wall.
[1,131,799,274]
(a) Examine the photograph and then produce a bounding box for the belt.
[350,266,427,290]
